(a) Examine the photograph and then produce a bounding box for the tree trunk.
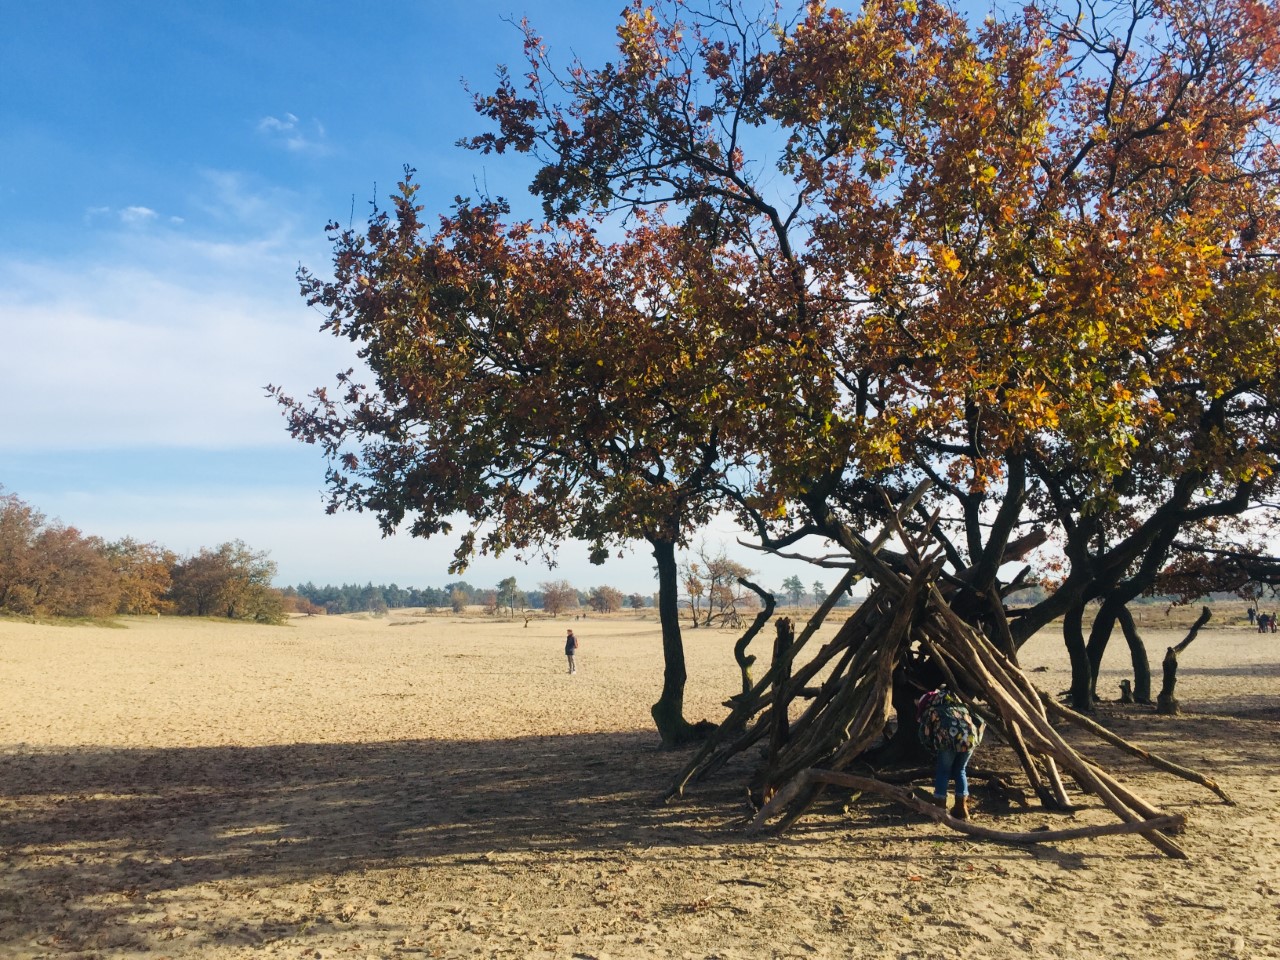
[1156,646,1180,715]
[765,617,795,777]
[650,537,700,748]
[1156,606,1211,715]
[734,578,775,698]
[1085,595,1127,701]
[1116,605,1153,703]
[1064,601,1094,712]
[882,662,930,763]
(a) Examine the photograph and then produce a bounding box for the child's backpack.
[917,688,984,754]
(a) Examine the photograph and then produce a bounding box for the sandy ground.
[1,606,1278,959]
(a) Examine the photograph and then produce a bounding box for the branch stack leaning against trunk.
[667,516,1233,860]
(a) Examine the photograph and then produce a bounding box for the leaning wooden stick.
[1038,692,1235,804]
[753,769,1187,855]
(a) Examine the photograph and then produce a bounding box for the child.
[917,686,984,819]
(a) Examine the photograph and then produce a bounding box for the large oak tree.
[278,0,1280,726]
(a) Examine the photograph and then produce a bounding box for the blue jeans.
[933,748,972,798]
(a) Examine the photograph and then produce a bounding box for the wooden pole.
[752,769,1187,855]
[1038,693,1234,804]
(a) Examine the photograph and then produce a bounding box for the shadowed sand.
[1,609,1278,959]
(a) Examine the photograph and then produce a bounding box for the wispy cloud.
[84,205,184,226]
[119,205,157,224]
[0,181,358,453]
[191,169,304,234]
[257,112,329,154]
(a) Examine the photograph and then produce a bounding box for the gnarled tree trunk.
[734,578,775,698]
[1157,607,1212,715]
[1064,601,1094,712]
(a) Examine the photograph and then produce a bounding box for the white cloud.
[190,169,299,233]
[257,112,300,133]
[257,112,329,154]
[0,194,356,452]
[119,205,158,224]
[84,204,178,227]
[0,288,344,451]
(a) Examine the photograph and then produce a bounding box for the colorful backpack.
[917,688,984,754]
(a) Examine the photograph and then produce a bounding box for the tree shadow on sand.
[3,710,1275,949]
[0,731,759,938]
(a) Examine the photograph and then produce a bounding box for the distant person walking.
[565,628,579,674]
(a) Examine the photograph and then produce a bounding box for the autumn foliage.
[0,489,286,623]
[277,0,1280,720]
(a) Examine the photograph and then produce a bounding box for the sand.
[1,607,1278,959]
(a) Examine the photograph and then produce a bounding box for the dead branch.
[752,769,1186,854]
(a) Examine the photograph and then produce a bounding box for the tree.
[0,491,120,618]
[628,592,648,611]
[540,580,579,618]
[681,562,707,627]
[272,169,764,745]
[27,525,119,618]
[0,490,45,613]
[359,583,389,615]
[284,591,326,616]
[450,587,469,614]
[106,538,175,615]
[168,541,285,623]
[684,543,752,627]
[496,576,523,618]
[753,0,1280,711]
[781,576,807,608]
[277,0,1280,743]
[588,585,624,614]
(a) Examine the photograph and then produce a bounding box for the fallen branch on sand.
[751,768,1188,852]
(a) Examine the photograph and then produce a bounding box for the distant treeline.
[0,488,656,624]
[288,581,504,615]
[1,488,287,623]
[287,580,656,616]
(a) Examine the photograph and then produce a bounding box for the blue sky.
[0,1,841,595]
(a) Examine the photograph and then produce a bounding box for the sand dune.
[1,609,1277,959]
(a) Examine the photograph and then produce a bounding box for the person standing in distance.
[565,628,579,674]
